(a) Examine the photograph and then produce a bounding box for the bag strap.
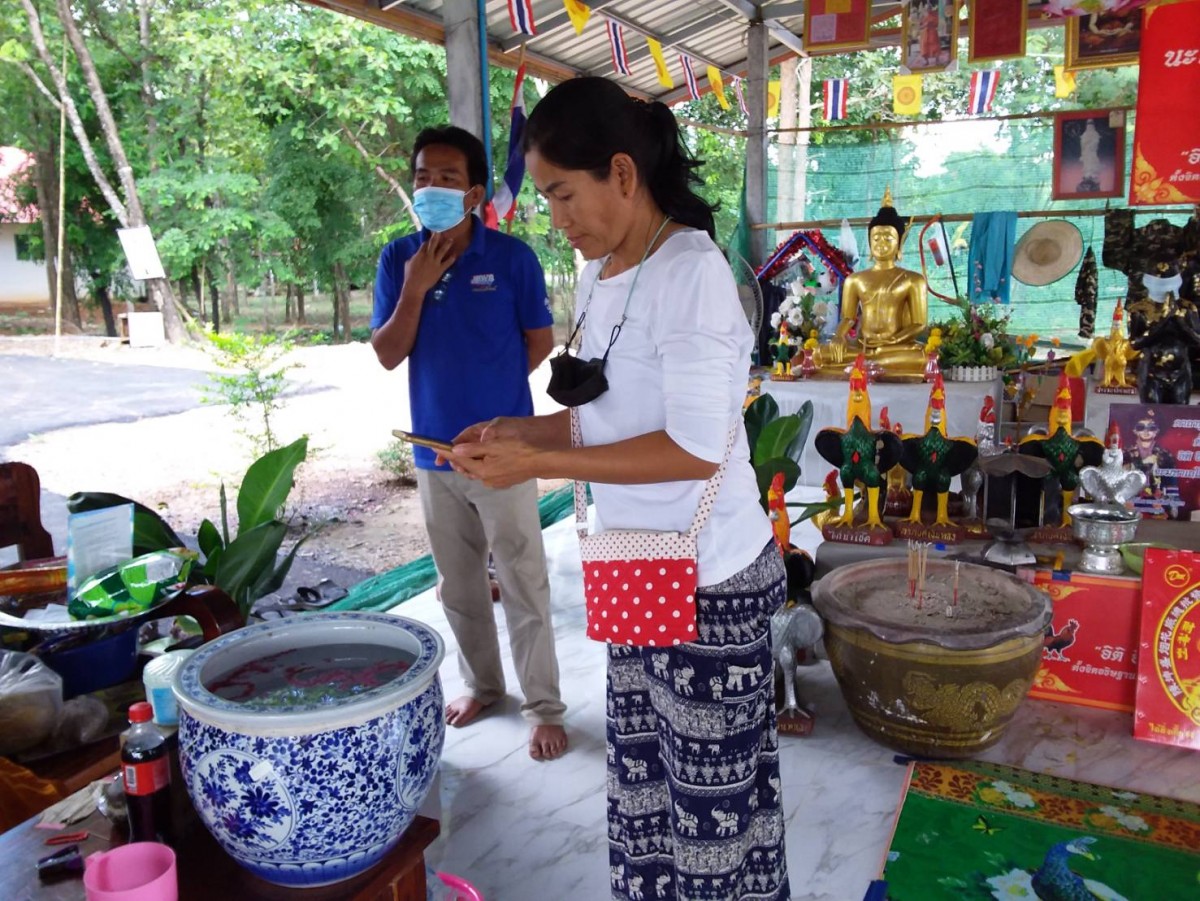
[571,407,739,540]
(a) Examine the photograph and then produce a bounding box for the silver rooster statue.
[770,600,824,719]
[960,396,998,522]
[1080,423,1146,506]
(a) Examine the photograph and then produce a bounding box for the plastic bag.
[68,548,197,620]
[0,650,63,756]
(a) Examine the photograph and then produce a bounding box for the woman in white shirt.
[450,76,790,901]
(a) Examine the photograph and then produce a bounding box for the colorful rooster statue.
[899,373,978,533]
[814,354,903,539]
[1019,371,1105,527]
[768,471,791,551]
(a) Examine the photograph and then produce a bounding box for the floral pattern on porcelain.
[173,613,445,888]
[179,678,443,886]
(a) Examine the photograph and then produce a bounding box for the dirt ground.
[3,334,443,576]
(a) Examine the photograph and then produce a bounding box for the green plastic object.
[68,549,198,620]
[1118,542,1176,576]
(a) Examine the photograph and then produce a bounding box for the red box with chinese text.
[1134,549,1200,751]
[1018,568,1140,712]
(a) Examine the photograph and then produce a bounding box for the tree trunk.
[284,282,294,324]
[296,282,306,325]
[193,262,206,325]
[94,281,117,337]
[333,263,351,344]
[30,145,82,328]
[221,238,240,319]
[207,267,221,334]
[136,0,158,173]
[47,0,185,342]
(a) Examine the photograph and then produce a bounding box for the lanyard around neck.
[563,216,673,357]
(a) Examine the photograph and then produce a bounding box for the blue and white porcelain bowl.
[173,612,444,887]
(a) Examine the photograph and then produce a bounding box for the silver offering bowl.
[1067,503,1140,575]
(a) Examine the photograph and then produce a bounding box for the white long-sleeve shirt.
[576,228,771,587]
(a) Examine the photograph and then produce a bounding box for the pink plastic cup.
[83,842,177,901]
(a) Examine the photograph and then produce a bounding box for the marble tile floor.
[404,512,1200,901]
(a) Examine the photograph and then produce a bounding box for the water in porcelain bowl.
[173,612,444,887]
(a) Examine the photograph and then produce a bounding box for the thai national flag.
[968,69,1000,115]
[607,20,631,76]
[681,54,700,100]
[823,78,848,121]
[491,64,528,224]
[733,76,749,116]
[506,0,536,36]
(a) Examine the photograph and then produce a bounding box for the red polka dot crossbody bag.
[571,408,736,647]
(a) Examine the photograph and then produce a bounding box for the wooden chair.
[0,462,55,562]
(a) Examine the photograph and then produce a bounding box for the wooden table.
[0,799,440,901]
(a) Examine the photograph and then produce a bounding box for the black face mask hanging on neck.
[546,316,622,408]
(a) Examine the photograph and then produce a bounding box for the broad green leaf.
[784,401,815,470]
[743,394,778,457]
[752,417,800,468]
[212,520,287,612]
[197,518,224,561]
[236,435,308,532]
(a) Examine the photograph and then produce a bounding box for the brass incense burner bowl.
[812,558,1051,758]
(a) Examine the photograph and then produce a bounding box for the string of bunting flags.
[502,1,1083,121]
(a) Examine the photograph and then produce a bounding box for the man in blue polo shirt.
[371,126,566,760]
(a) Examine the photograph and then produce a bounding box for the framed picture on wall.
[902,0,959,73]
[1064,9,1143,71]
[1053,110,1126,200]
[969,0,1027,63]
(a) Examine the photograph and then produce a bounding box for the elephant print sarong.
[606,542,790,901]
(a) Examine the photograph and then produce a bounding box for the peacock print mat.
[878,760,1200,900]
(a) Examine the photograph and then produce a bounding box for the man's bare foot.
[529,724,568,761]
[445,696,491,728]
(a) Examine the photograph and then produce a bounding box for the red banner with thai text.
[1129,0,1200,205]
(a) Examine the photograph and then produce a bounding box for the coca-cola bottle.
[121,701,173,844]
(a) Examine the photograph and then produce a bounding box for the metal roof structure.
[304,0,917,104]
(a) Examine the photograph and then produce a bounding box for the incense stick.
[907,541,917,599]
[953,561,961,607]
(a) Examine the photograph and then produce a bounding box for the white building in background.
[0,146,50,306]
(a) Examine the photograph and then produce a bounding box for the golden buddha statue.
[820,188,929,378]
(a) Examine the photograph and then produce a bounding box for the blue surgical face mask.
[412,186,468,233]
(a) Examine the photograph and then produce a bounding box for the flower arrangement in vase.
[929,299,1021,383]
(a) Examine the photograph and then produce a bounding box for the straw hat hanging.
[1011,220,1084,286]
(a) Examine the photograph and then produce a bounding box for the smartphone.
[392,429,455,454]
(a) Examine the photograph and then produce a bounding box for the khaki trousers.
[416,468,565,725]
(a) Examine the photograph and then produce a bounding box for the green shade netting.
[326,483,579,613]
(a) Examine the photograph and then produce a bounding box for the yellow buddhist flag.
[647,38,674,89]
[707,66,730,110]
[562,0,590,36]
[893,74,922,115]
[1053,65,1077,99]
[767,80,781,118]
